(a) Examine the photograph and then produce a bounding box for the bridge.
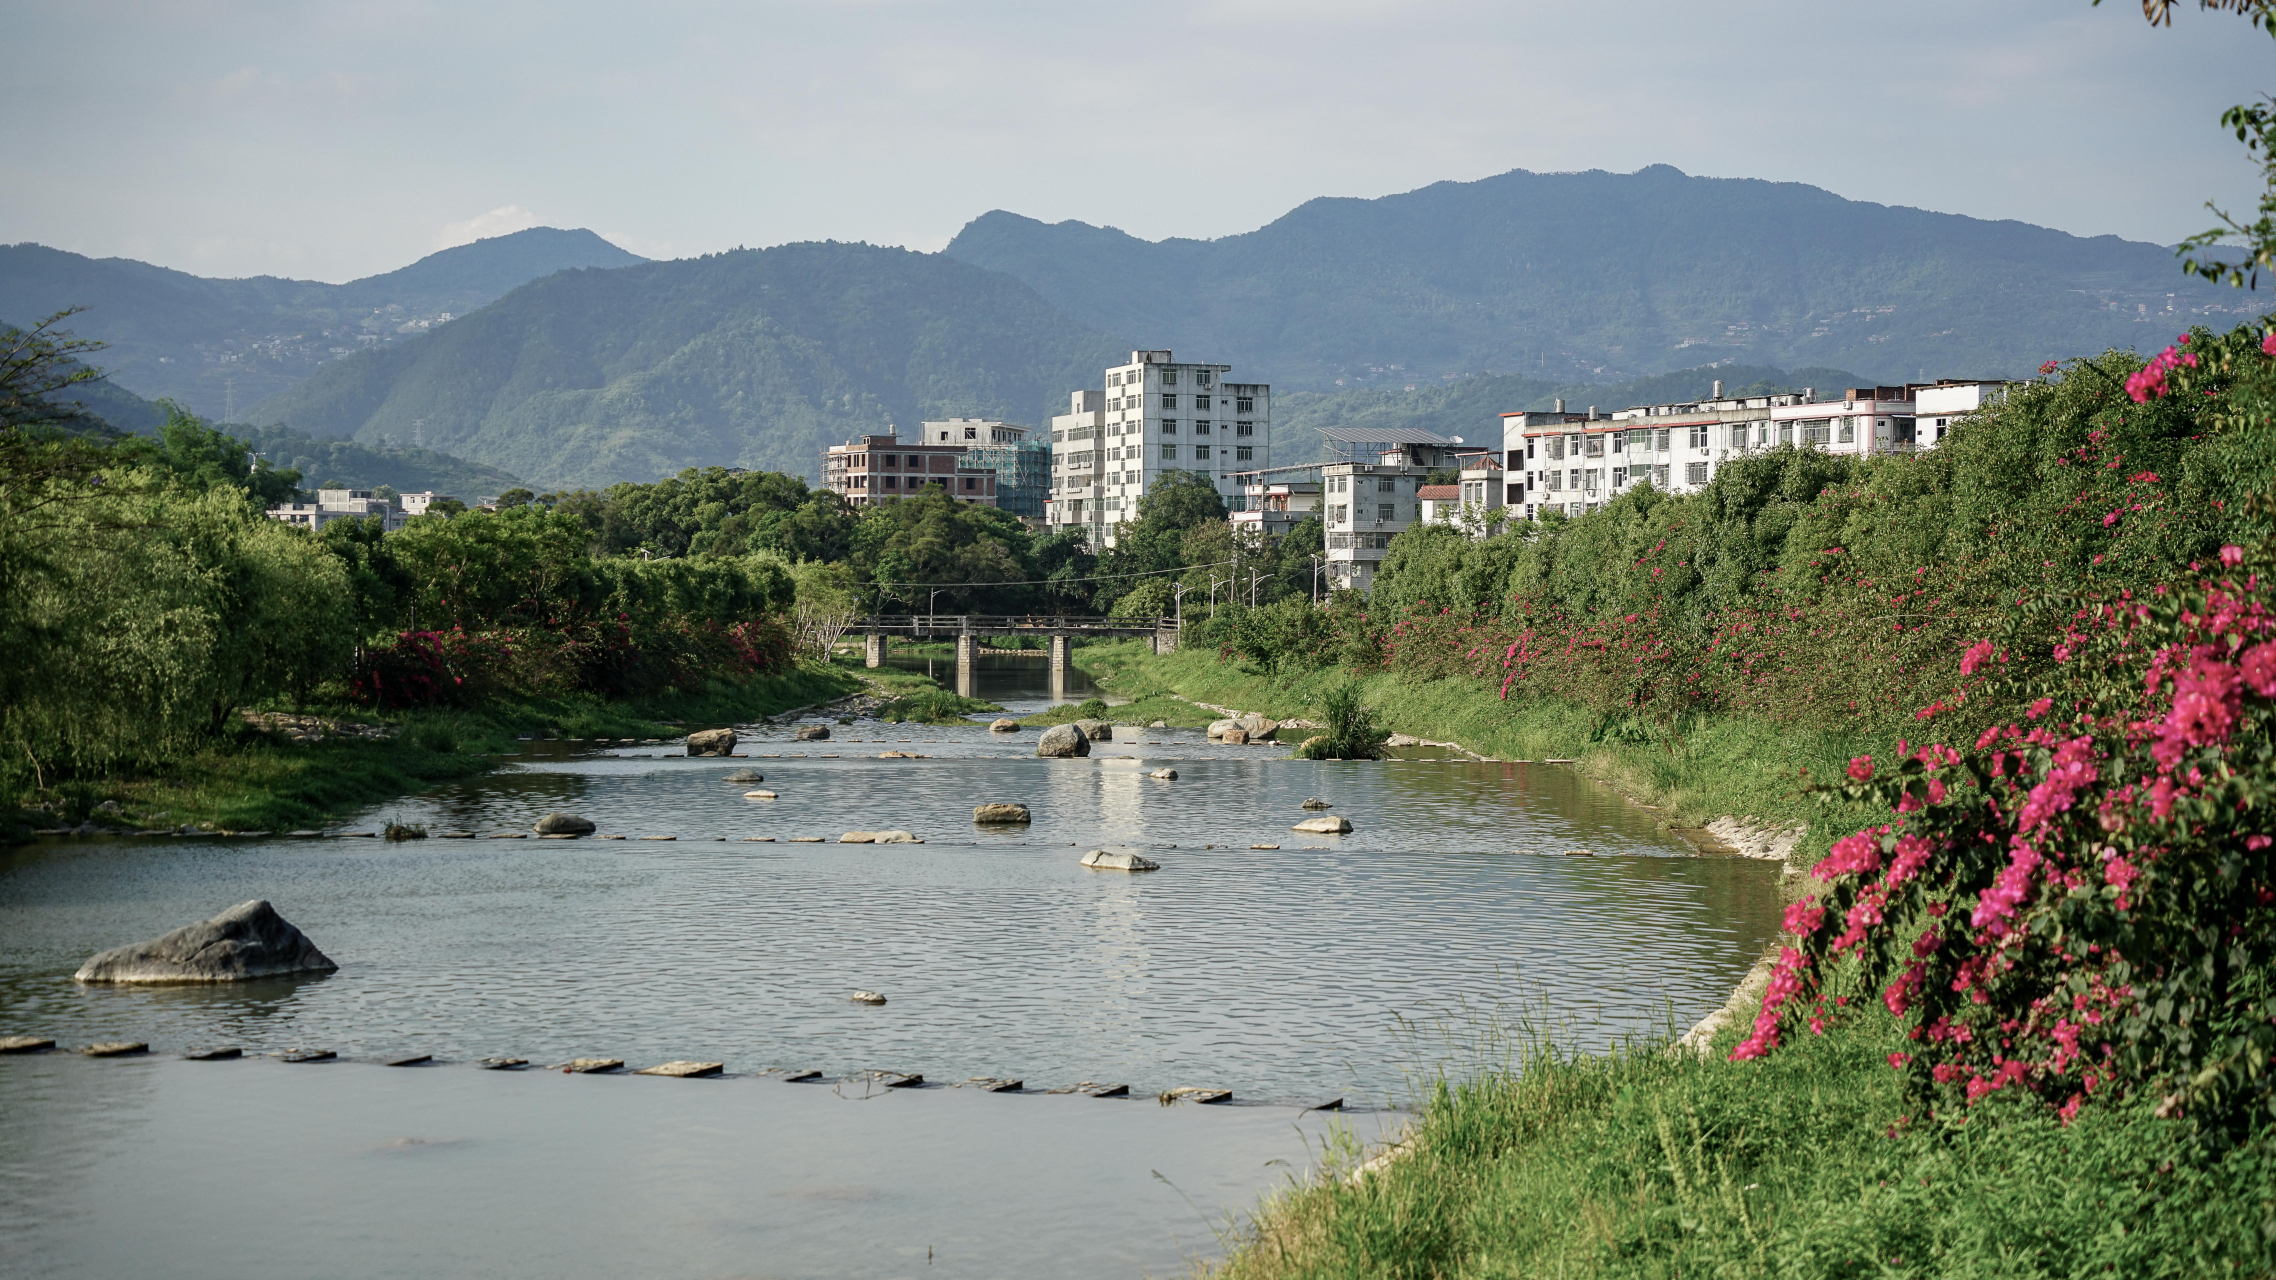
[856,615,1183,697]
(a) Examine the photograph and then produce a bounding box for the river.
[0,651,1784,1279]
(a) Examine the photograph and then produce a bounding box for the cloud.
[434,205,542,250]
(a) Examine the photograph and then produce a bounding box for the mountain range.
[9,165,2248,491]
[945,165,2248,390]
[0,228,643,418]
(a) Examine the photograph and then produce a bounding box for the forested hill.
[944,165,2258,391]
[0,228,644,418]
[247,242,1133,490]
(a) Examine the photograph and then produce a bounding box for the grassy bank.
[9,662,864,838]
[1066,640,1884,851]
[1211,1006,2276,1278]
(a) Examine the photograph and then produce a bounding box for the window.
[883,475,898,489]
[1195,420,1211,435]
[1653,465,1669,487]
[1527,439,1537,458]
[1777,423,1793,446]
[1654,428,1670,452]
[1235,396,1253,412]
[1162,371,1178,386]
[1194,396,1211,410]
[1162,420,1177,434]
[1235,420,1254,436]
[963,477,977,490]
[1377,503,1396,521]
[1161,394,1178,410]
[1610,432,1623,453]
[1685,462,1709,485]
[1545,437,1562,460]
[1197,371,1212,387]
[1236,445,1253,461]
[1378,477,1396,493]
[1195,444,1211,460]
[1584,435,1604,458]
[1612,466,1629,488]
[963,426,977,439]
[1688,425,1708,449]
[1628,429,1651,451]
[883,455,898,469]
[1161,444,1178,460]
[1803,421,1831,446]
[1731,425,1748,449]
[1544,470,1561,492]
[1331,504,1347,523]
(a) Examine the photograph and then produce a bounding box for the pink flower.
[2262,331,2276,356]
[2028,698,2052,719]
[1961,640,1996,676]
[2221,544,2245,569]
[2242,642,2276,697]
[2040,360,2061,375]
[1847,755,1875,781]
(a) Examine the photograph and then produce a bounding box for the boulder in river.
[1301,797,1333,810]
[74,899,337,984]
[851,990,888,1005]
[1238,713,1278,740]
[1221,728,1249,745]
[534,812,596,835]
[1149,767,1178,780]
[1150,720,1168,729]
[1207,719,1236,740]
[1074,718,1114,742]
[685,728,737,756]
[723,768,765,783]
[1081,849,1160,872]
[972,803,1032,824]
[1036,723,1090,758]
[795,725,832,741]
[988,718,1021,733]
[1291,815,1353,834]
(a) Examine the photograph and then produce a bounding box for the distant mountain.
[248,242,1131,490]
[0,228,645,417]
[944,165,2256,390]
[1269,362,1870,467]
[237,423,526,496]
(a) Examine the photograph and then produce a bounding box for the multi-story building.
[922,418,1050,521]
[266,488,407,533]
[1047,350,1270,547]
[822,429,1000,508]
[1320,455,1427,593]
[1503,379,2007,520]
[1230,477,1323,541]
[1416,455,1506,533]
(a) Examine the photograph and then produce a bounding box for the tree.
[124,403,301,512]
[1095,470,1224,611]
[849,486,1035,613]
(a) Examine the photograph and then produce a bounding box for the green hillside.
[1268,362,1868,465]
[0,228,644,417]
[248,242,1132,490]
[945,165,2260,390]
[237,423,524,496]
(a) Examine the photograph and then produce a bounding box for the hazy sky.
[5,0,2270,282]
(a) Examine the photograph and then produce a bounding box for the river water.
[0,652,1784,1279]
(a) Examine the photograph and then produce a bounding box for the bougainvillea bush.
[1742,540,2276,1133]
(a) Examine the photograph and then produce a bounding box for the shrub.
[1295,682,1388,759]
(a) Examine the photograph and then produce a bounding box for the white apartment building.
[1229,478,1322,541]
[1047,349,1270,547]
[1503,379,2008,520]
[266,488,408,533]
[1320,457,1426,593]
[1416,455,1506,534]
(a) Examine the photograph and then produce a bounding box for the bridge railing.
[861,614,1178,633]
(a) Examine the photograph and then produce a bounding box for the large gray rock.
[1074,718,1114,742]
[1291,815,1354,834]
[795,725,831,741]
[1238,713,1278,740]
[724,768,766,783]
[1037,723,1090,758]
[686,728,736,756]
[988,718,1020,733]
[972,803,1032,824]
[534,812,596,835]
[1222,727,1249,745]
[1207,719,1237,740]
[74,900,337,984]
[1081,849,1159,872]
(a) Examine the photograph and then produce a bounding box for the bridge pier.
[865,632,885,668]
[955,632,976,699]
[1049,634,1069,701]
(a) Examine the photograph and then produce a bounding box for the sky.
[3,0,2271,282]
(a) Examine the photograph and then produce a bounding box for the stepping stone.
[600,835,626,840]
[477,1057,528,1070]
[490,833,528,839]
[339,831,377,838]
[637,1060,724,1078]
[639,836,676,841]
[780,1069,823,1082]
[285,830,322,837]
[235,831,274,838]
[1305,1098,1346,1112]
[82,1041,148,1057]
[1081,849,1159,872]
[967,1077,1024,1092]
[1083,1083,1130,1097]
[539,834,580,840]
[789,837,824,842]
[851,990,887,1005]
[1291,816,1353,834]
[857,1070,922,1088]
[383,1054,433,1067]
[439,832,476,839]
[742,836,776,842]
[281,1049,336,1063]
[744,790,777,799]
[183,1047,241,1060]
[1163,1086,1232,1104]
[561,1058,623,1073]
[1,1036,55,1053]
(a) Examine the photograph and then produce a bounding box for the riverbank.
[1061,640,1879,864]
[3,662,865,840]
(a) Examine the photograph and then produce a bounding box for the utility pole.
[1310,553,1322,603]
[1173,581,1187,633]
[1248,569,1261,607]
